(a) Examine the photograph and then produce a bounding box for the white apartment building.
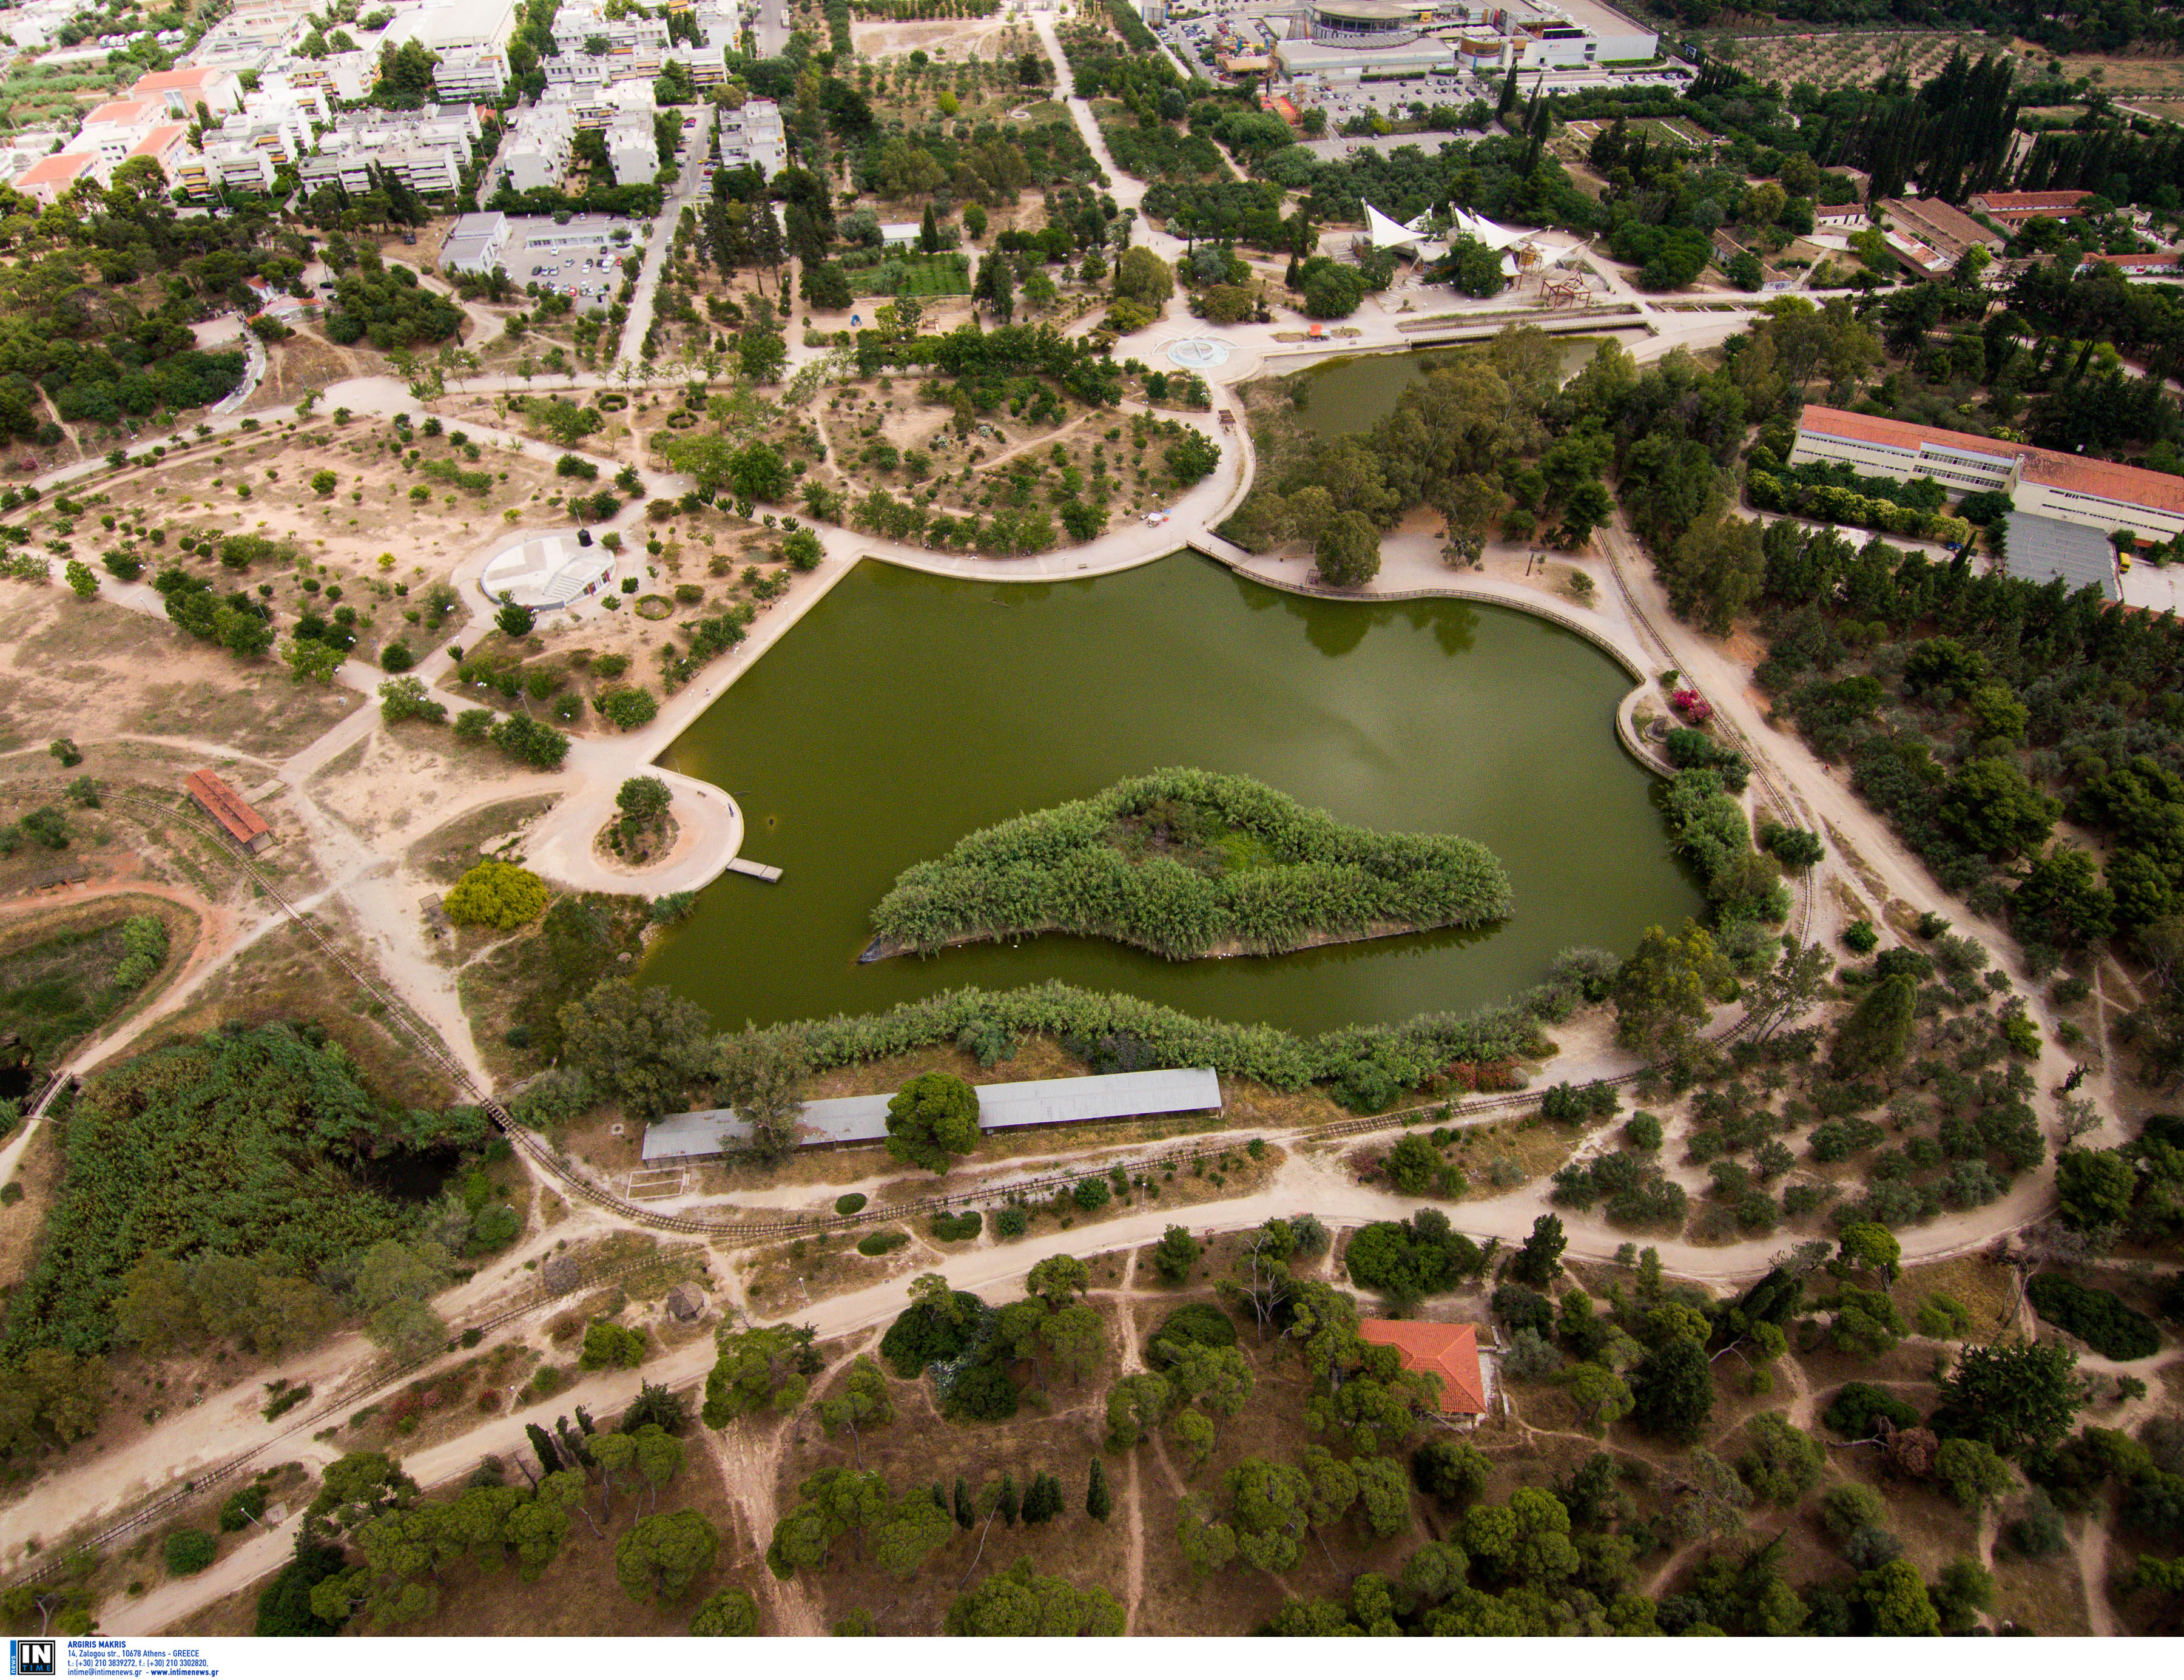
[503,104,575,192]
[716,97,784,177]
[606,115,658,184]
[551,2,670,58]
[260,49,374,103]
[433,42,511,100]
[70,96,169,172]
[537,78,656,131]
[294,104,479,197]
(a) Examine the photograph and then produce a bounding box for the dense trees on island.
[867,769,1511,962]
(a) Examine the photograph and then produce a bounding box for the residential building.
[127,65,245,118]
[175,141,279,197]
[503,103,576,192]
[1969,189,2093,228]
[260,49,373,104]
[551,2,670,59]
[295,104,479,197]
[298,139,463,195]
[182,4,302,75]
[667,41,727,86]
[1790,404,2184,589]
[125,122,192,187]
[605,115,658,184]
[11,149,99,204]
[70,98,169,172]
[538,78,656,132]
[433,41,511,100]
[716,96,784,177]
[878,221,921,249]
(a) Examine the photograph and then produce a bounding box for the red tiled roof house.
[1357,1320,1489,1415]
[184,769,273,854]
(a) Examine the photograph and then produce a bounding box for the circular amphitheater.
[477,533,617,612]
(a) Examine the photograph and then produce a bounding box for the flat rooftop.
[2003,511,2119,601]
[642,1066,1224,1161]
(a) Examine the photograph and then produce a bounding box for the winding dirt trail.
[704,1417,824,1636]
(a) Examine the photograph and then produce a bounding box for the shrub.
[578,1320,648,1369]
[931,1210,983,1241]
[994,1206,1029,1238]
[217,1483,269,1533]
[1073,1176,1110,1212]
[1843,919,1879,953]
[1822,1380,1920,1438]
[443,860,550,929]
[834,1193,868,1216]
[1624,1111,1663,1151]
[857,1229,909,1257]
[2026,1275,2160,1361]
[380,640,415,672]
[165,1530,217,1576]
[595,686,659,730]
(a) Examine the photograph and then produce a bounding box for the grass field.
[895,254,974,297]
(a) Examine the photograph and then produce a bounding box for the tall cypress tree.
[1086,1459,1112,1523]
[954,1475,974,1530]
[526,1422,562,1475]
[999,1473,1020,1526]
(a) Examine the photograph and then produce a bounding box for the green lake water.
[642,555,1704,1035]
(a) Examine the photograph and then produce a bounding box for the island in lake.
[863,768,1514,963]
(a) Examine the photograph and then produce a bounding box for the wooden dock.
[726,858,782,883]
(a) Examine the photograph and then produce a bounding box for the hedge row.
[746,976,1554,1112]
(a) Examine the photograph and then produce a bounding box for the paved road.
[616,103,717,370]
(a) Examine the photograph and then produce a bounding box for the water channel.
[643,553,1704,1035]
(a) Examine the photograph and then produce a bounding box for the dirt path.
[704,1419,824,1636]
[2073,1513,2120,1637]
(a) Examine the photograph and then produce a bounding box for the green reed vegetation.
[867,769,1514,962]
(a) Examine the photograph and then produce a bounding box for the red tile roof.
[1799,404,2184,520]
[14,152,97,188]
[1357,1320,1487,1414]
[1972,191,2091,213]
[184,769,269,847]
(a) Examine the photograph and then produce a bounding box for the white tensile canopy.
[1363,200,1446,260]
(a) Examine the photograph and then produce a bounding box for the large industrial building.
[1790,405,2184,598]
[1272,0,1657,81]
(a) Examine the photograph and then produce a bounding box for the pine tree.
[954,1475,974,1530]
[999,1473,1019,1526]
[1085,1459,1111,1523]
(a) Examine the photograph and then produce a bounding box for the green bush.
[1843,919,1879,953]
[856,1229,909,1257]
[578,1320,648,1369]
[994,1206,1028,1238]
[218,1483,269,1532]
[930,1210,983,1241]
[1072,1176,1110,1212]
[165,1529,217,1576]
[2026,1275,2160,1360]
[834,1193,868,1216]
[596,686,659,730]
[1822,1381,1921,1438]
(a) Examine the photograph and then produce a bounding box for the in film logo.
[8,1641,54,1676]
